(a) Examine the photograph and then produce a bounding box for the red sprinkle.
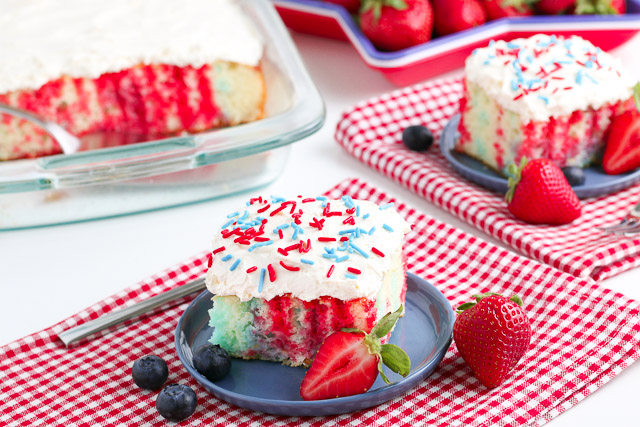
[280,261,300,272]
[299,239,312,253]
[302,198,316,203]
[327,265,335,278]
[326,211,343,217]
[270,205,287,216]
[236,240,251,245]
[551,76,564,80]
[285,243,300,251]
[563,86,572,91]
[257,204,271,213]
[371,247,385,257]
[278,229,284,239]
[277,248,288,256]
[268,264,277,282]
[246,266,258,273]
[513,93,524,101]
[309,217,325,230]
[254,236,270,242]
[342,216,355,225]
[340,236,349,242]
[207,254,213,267]
[345,208,356,215]
[347,267,361,275]
[213,246,226,254]
[318,237,336,242]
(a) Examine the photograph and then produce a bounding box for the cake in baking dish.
[456,34,636,174]
[205,196,411,367]
[0,0,265,161]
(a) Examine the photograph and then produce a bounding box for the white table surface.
[2,31,640,426]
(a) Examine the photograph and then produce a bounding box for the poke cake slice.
[456,34,636,174]
[205,196,412,367]
[0,0,265,161]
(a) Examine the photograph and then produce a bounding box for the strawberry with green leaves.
[300,306,410,400]
[482,0,535,20]
[453,293,532,388]
[359,0,433,51]
[603,84,640,175]
[505,157,582,225]
[432,0,486,36]
[574,0,626,14]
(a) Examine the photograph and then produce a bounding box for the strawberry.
[602,84,640,175]
[574,0,626,14]
[536,0,575,14]
[453,293,532,388]
[432,0,486,36]
[482,0,535,20]
[359,0,433,51]
[505,157,581,225]
[324,0,362,14]
[300,306,410,400]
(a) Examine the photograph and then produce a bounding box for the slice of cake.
[456,34,636,174]
[205,196,411,367]
[0,0,265,161]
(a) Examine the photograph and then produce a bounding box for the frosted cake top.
[205,196,411,302]
[0,0,263,93]
[465,34,635,122]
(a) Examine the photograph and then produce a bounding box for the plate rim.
[174,271,455,415]
[440,114,640,199]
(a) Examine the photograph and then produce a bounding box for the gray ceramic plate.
[440,114,640,199]
[174,272,454,416]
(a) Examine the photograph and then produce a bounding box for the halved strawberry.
[300,306,410,401]
[602,84,640,175]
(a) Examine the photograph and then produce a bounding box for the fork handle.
[58,277,207,347]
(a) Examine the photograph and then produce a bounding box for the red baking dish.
[273,0,640,86]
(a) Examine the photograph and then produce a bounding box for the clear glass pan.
[0,0,325,230]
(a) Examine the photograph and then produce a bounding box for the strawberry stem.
[456,293,525,313]
[505,157,528,203]
[360,0,408,22]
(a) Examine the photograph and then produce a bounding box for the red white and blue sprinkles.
[208,195,407,293]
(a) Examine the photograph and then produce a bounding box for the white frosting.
[465,34,635,123]
[0,0,263,93]
[205,197,411,302]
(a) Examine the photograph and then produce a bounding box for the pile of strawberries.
[325,0,626,51]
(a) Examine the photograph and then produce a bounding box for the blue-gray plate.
[440,115,640,199]
[174,272,454,416]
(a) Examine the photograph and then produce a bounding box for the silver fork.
[0,103,81,155]
[599,201,640,235]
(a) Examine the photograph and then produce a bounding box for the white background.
[2,30,640,426]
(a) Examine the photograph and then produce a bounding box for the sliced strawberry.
[505,157,581,225]
[300,306,410,401]
[603,83,640,175]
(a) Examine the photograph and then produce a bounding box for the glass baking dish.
[0,0,324,230]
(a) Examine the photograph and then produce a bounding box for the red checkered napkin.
[335,77,640,281]
[2,178,640,427]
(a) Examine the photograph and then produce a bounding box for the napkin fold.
[335,77,640,281]
[1,179,639,427]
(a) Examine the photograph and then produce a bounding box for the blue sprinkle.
[322,253,337,260]
[339,229,356,235]
[291,222,304,240]
[356,206,360,217]
[221,218,235,229]
[511,79,519,91]
[585,73,598,84]
[230,258,241,271]
[337,243,348,252]
[256,216,265,222]
[383,224,394,232]
[538,95,549,105]
[271,195,286,203]
[526,55,534,64]
[489,40,496,47]
[246,201,251,206]
[238,210,249,220]
[566,52,575,59]
[221,254,233,262]
[300,258,314,265]
[349,242,369,259]
[472,48,479,55]
[576,69,584,85]
[345,273,358,279]
[258,268,265,292]
[248,241,274,252]
[341,196,355,209]
[315,196,327,201]
[378,202,394,210]
[506,41,519,49]
[483,60,491,66]
[335,255,350,263]
[363,213,370,219]
[273,224,290,232]
[564,39,573,50]
[226,211,239,218]
[324,247,335,254]
[550,35,558,44]
[369,226,376,235]
[355,228,361,238]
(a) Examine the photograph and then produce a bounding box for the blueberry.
[192,344,231,382]
[131,355,168,390]
[156,384,197,422]
[402,125,433,152]
[561,166,586,186]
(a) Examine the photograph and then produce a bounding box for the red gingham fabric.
[334,77,640,281]
[2,178,640,426]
